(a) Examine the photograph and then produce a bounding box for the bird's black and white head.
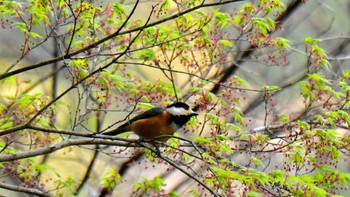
[166,102,198,130]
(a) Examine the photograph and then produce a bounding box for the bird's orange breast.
[129,111,175,141]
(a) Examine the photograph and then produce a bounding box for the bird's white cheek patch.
[166,107,194,116]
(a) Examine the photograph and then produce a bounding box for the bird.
[102,102,198,142]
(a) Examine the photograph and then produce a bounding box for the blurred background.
[0,0,350,196]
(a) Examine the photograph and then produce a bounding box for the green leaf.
[206,92,218,102]
[79,69,89,79]
[218,39,233,47]
[252,17,274,35]
[30,31,42,39]
[310,45,328,58]
[339,80,350,91]
[320,59,330,68]
[258,0,285,14]
[169,191,181,197]
[99,75,110,89]
[15,22,28,33]
[0,103,6,114]
[61,176,79,193]
[250,156,264,167]
[100,167,122,190]
[278,114,290,123]
[189,189,200,197]
[188,114,197,129]
[246,191,263,197]
[297,120,311,130]
[194,136,212,144]
[158,0,170,14]
[111,3,126,19]
[314,114,325,125]
[0,1,22,18]
[135,48,155,61]
[274,37,292,49]
[0,117,13,129]
[233,75,248,86]
[269,170,286,184]
[233,107,244,126]
[339,172,350,186]
[152,176,165,192]
[211,166,239,179]
[263,85,281,91]
[138,102,154,110]
[303,37,320,44]
[212,9,231,28]
[216,135,229,141]
[330,146,339,159]
[133,181,143,191]
[207,113,220,125]
[226,123,243,133]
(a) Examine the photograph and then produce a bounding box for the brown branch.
[64,1,81,56]
[0,124,27,136]
[0,137,134,162]
[0,124,92,137]
[0,181,52,197]
[28,125,93,137]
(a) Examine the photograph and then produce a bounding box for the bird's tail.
[101,123,128,136]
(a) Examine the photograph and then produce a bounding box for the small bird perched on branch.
[102,102,198,142]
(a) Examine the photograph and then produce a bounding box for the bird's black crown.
[166,102,190,110]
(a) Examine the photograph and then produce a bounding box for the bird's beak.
[191,110,198,116]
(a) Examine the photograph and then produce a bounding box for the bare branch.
[0,181,52,197]
[0,137,133,162]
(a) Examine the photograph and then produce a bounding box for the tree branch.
[0,137,133,162]
[0,181,52,197]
